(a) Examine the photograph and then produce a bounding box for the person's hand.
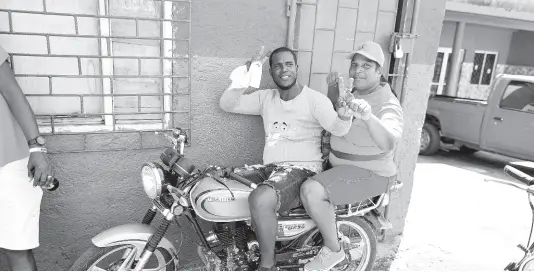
[336,76,355,119]
[336,76,356,107]
[28,151,54,188]
[230,46,270,89]
[245,46,270,71]
[349,99,372,121]
[326,72,340,88]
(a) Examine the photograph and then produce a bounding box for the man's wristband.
[29,147,47,153]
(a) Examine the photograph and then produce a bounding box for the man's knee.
[248,185,278,212]
[300,179,327,203]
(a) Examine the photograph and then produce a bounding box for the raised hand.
[349,99,372,121]
[246,46,271,71]
[326,72,340,88]
[337,76,355,107]
[336,76,355,118]
[230,46,270,89]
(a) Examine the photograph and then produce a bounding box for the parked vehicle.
[485,161,534,271]
[69,128,402,271]
[420,74,534,160]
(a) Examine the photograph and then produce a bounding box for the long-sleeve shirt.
[220,85,352,172]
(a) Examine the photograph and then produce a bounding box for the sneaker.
[304,246,345,271]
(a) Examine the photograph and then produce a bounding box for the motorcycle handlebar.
[485,177,530,192]
[228,172,258,189]
[504,165,534,185]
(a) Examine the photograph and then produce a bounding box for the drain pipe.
[381,0,421,240]
[399,0,421,105]
[286,0,298,49]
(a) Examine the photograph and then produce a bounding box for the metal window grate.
[470,51,497,86]
[470,52,484,85]
[432,52,444,84]
[0,0,191,142]
[481,53,496,85]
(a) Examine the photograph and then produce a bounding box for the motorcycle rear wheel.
[70,244,175,271]
[302,216,377,271]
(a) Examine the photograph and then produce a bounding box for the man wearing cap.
[299,41,404,271]
[0,45,55,270]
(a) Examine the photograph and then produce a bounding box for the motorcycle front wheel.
[70,244,176,271]
[302,216,377,271]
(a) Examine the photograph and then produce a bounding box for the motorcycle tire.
[69,244,175,271]
[341,217,377,271]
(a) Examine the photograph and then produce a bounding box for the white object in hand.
[248,61,263,88]
[229,61,263,89]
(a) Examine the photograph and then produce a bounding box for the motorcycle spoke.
[348,247,364,259]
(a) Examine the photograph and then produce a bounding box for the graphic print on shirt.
[266,121,297,147]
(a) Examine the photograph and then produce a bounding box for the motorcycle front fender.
[92,223,177,256]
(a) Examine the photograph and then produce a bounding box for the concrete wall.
[0,0,286,270]
[439,21,513,64]
[293,0,399,92]
[507,30,534,66]
[388,0,447,239]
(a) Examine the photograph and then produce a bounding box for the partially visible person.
[300,41,404,271]
[220,46,354,270]
[0,45,55,271]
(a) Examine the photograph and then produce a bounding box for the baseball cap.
[347,41,385,68]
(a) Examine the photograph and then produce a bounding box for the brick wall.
[0,0,191,146]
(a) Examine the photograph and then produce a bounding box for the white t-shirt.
[220,85,352,172]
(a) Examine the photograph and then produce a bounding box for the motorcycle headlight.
[141,163,164,199]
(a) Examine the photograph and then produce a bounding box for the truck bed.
[427,95,487,146]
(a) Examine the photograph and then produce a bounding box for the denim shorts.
[312,165,394,206]
[233,164,316,213]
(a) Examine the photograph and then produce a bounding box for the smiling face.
[349,54,382,91]
[270,51,298,90]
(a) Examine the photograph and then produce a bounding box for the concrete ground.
[387,150,532,271]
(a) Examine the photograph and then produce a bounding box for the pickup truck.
[420,74,534,161]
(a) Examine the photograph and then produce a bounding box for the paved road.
[389,150,533,271]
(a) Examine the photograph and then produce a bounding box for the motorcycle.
[70,128,402,271]
[485,162,534,271]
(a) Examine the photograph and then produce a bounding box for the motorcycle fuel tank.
[190,176,253,222]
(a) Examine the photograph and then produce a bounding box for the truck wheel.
[420,123,440,156]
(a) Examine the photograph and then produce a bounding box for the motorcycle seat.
[280,196,381,217]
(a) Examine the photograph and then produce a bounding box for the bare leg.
[300,179,340,252]
[248,186,279,268]
[2,248,37,271]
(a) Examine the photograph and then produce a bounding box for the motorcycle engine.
[210,222,253,271]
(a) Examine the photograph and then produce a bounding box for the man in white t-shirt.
[220,46,354,270]
[0,45,56,270]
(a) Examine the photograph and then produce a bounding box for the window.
[470,51,497,86]
[1,0,191,135]
[430,47,465,95]
[500,81,534,113]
